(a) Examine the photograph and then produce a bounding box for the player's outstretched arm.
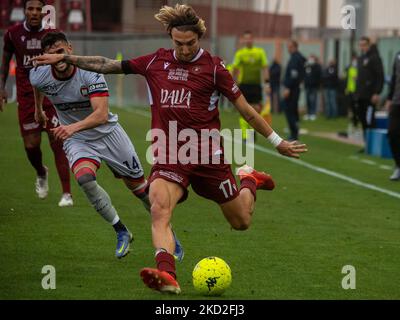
[232,94,308,158]
[31,54,123,74]
[0,50,13,112]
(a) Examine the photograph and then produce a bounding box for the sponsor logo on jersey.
[168,68,189,81]
[27,38,41,50]
[54,100,91,112]
[42,83,60,96]
[88,82,107,94]
[160,88,191,109]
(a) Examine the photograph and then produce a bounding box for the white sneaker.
[35,166,49,199]
[58,193,74,207]
[390,167,400,181]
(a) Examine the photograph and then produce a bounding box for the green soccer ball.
[192,256,232,296]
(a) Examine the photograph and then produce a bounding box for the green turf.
[0,103,399,300]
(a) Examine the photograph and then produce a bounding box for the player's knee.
[150,200,171,222]
[23,134,41,149]
[230,216,252,231]
[73,164,97,187]
[76,173,96,186]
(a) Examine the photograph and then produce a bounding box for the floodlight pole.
[210,0,218,55]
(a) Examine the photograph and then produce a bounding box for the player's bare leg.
[47,131,72,206]
[220,188,254,230]
[22,132,48,199]
[140,178,183,294]
[72,160,132,258]
[220,165,275,230]
[122,176,184,261]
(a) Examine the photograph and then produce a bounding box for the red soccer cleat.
[236,165,275,190]
[140,268,181,294]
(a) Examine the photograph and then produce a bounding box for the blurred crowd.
[230,32,400,181]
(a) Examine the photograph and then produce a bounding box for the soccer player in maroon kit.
[0,0,72,206]
[32,4,307,294]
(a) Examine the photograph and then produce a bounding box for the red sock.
[50,141,71,194]
[156,251,176,279]
[240,177,257,201]
[25,147,46,176]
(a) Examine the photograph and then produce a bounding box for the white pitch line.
[128,108,400,200]
[249,142,400,200]
[361,159,377,166]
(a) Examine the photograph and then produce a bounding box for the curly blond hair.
[155,4,206,38]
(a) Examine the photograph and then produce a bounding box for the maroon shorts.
[18,101,60,136]
[148,162,240,204]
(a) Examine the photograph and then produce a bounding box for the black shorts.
[239,84,262,104]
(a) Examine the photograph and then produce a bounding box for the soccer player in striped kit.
[30,32,183,260]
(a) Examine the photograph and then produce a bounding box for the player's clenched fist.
[34,109,48,128]
[276,140,308,159]
[51,124,77,141]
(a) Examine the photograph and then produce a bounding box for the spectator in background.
[283,40,306,141]
[385,50,400,181]
[355,37,384,143]
[345,52,359,129]
[304,54,322,121]
[322,59,339,119]
[269,58,281,114]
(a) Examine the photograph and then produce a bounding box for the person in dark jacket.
[304,54,322,120]
[322,59,339,119]
[269,58,282,114]
[385,51,400,181]
[356,37,384,139]
[283,40,306,141]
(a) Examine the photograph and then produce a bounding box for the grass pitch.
[0,103,399,300]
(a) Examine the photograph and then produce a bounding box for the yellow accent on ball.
[192,256,232,296]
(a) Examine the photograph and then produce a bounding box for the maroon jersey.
[3,21,56,109]
[122,48,242,163]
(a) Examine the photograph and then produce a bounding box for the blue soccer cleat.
[115,230,133,259]
[171,227,184,262]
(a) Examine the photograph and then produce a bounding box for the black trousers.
[356,98,376,137]
[347,93,359,127]
[283,87,300,140]
[388,104,400,168]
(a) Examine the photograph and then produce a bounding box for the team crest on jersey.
[21,36,26,42]
[42,83,59,96]
[80,86,89,97]
[192,66,201,74]
[164,62,170,70]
